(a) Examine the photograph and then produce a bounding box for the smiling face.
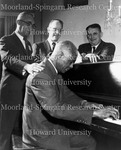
[47,20,63,42]
[87,27,102,46]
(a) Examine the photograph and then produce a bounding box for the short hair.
[53,40,77,61]
[48,19,63,29]
[86,23,102,32]
[16,12,34,21]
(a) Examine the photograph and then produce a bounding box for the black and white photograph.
[0,0,121,150]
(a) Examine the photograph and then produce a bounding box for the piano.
[62,61,121,141]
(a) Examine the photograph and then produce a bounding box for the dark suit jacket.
[32,40,51,62]
[0,56,2,82]
[0,32,34,105]
[23,59,93,147]
[78,40,115,62]
[0,32,34,150]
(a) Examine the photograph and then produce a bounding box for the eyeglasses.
[18,20,36,29]
[49,28,63,33]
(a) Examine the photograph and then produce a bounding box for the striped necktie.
[51,42,56,51]
[92,46,96,53]
[47,42,56,58]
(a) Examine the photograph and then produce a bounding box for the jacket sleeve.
[99,43,115,61]
[30,73,93,125]
[78,44,91,63]
[0,36,27,76]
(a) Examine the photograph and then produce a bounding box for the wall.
[0,0,42,44]
[0,0,121,60]
[40,0,121,61]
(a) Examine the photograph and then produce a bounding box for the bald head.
[17,12,34,22]
[52,41,77,57]
[50,40,77,73]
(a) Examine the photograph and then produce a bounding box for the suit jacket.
[0,32,34,150]
[0,32,34,105]
[32,40,51,62]
[23,59,93,147]
[0,56,2,82]
[78,40,115,62]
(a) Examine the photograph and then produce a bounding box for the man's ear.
[58,51,64,60]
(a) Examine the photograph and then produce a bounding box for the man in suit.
[23,40,119,150]
[0,12,43,150]
[78,23,115,63]
[32,19,63,62]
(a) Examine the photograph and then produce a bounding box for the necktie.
[51,42,56,52]
[47,42,56,58]
[92,46,96,53]
[23,37,30,54]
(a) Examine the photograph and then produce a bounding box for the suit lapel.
[12,32,31,55]
[25,40,32,55]
[87,44,92,53]
[44,40,51,55]
[95,40,104,54]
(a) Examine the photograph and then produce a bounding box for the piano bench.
[12,134,46,150]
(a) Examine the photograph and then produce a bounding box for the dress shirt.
[91,43,100,53]
[15,31,26,49]
[47,39,57,50]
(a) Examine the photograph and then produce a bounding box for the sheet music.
[104,118,121,125]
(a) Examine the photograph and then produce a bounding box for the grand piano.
[62,61,121,145]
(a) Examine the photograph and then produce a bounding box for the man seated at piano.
[78,23,115,63]
[23,40,119,150]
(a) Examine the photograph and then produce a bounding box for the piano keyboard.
[104,118,121,125]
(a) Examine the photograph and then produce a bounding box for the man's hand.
[93,106,119,120]
[24,63,44,74]
[85,53,100,63]
[84,102,103,110]
[81,100,103,110]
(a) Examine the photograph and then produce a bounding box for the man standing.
[0,12,42,150]
[78,23,115,63]
[32,19,63,61]
[23,40,119,150]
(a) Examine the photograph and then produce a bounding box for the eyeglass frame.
[49,27,64,33]
[18,20,36,29]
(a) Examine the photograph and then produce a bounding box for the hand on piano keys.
[93,106,120,120]
[81,100,104,110]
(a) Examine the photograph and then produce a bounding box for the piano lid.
[63,61,121,105]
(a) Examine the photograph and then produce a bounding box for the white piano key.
[104,118,121,125]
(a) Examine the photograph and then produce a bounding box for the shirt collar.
[91,42,100,49]
[15,31,24,42]
[15,31,26,48]
[47,39,58,48]
[48,58,58,74]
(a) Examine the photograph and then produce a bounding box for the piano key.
[104,118,121,125]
